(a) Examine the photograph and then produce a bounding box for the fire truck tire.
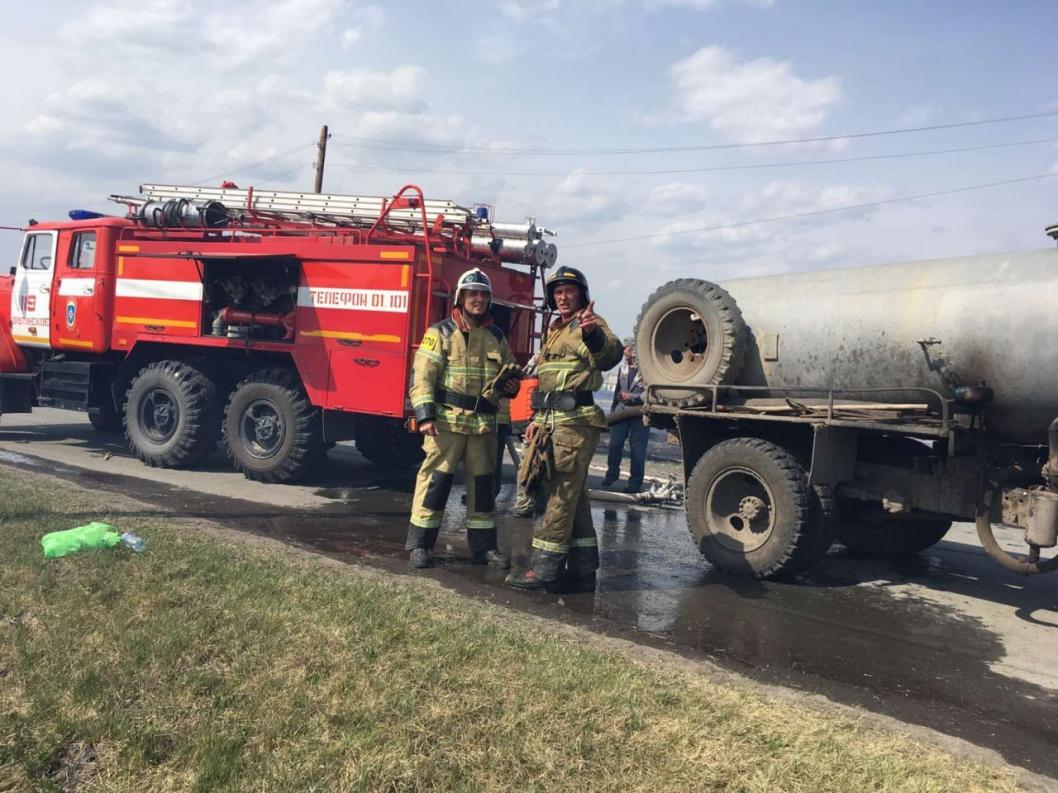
[685,437,820,578]
[836,500,952,559]
[355,415,425,468]
[634,279,747,407]
[223,368,323,483]
[124,360,222,468]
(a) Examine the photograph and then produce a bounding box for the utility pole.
[314,124,329,193]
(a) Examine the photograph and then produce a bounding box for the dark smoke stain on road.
[5,451,1058,778]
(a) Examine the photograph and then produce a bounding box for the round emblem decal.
[66,301,76,328]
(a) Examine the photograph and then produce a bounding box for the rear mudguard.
[0,275,29,373]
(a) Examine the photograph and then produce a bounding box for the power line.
[192,141,316,184]
[329,137,1058,178]
[564,171,1058,249]
[329,110,1058,156]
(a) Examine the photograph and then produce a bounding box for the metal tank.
[716,248,1058,445]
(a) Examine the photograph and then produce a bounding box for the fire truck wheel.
[223,368,323,483]
[355,415,425,468]
[124,360,222,468]
[836,500,952,559]
[685,437,821,578]
[634,279,747,407]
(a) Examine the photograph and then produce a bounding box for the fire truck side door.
[54,229,108,352]
[11,230,58,349]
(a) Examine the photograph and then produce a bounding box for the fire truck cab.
[0,184,555,482]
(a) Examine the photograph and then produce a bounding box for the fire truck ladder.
[110,184,558,268]
[137,183,471,231]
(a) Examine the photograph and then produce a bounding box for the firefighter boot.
[504,568,545,590]
[406,525,440,568]
[505,548,564,591]
[473,549,511,568]
[559,567,598,593]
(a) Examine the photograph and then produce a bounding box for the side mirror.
[7,266,14,276]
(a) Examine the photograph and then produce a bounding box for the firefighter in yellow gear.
[506,266,622,592]
[406,267,520,568]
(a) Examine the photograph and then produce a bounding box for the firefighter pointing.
[506,267,623,592]
[406,268,522,568]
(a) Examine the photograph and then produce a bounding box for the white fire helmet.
[455,267,493,307]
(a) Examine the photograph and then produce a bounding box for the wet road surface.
[2,410,1058,778]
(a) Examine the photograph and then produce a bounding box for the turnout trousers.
[406,430,499,556]
[529,424,601,582]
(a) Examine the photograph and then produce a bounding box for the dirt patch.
[48,741,100,792]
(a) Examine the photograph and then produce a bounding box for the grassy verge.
[0,467,1018,792]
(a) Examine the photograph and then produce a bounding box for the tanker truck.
[634,223,1058,579]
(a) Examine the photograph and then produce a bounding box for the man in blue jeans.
[602,338,649,493]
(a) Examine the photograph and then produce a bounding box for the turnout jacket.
[533,311,623,429]
[410,309,517,435]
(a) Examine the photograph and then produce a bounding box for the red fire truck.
[0,183,556,481]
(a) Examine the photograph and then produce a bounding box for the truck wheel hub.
[738,496,766,521]
[240,399,286,458]
[705,467,775,552]
[140,388,178,443]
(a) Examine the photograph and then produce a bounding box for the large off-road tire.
[124,360,222,468]
[356,415,425,468]
[223,368,324,483]
[686,437,824,578]
[634,278,748,407]
[836,500,952,559]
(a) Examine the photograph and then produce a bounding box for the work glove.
[481,362,525,405]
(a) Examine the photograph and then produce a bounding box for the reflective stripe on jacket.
[533,313,622,429]
[410,310,517,435]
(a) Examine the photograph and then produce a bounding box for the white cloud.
[646,0,774,7]
[495,0,561,21]
[542,169,630,226]
[895,102,939,128]
[737,180,886,216]
[25,115,63,135]
[58,0,197,54]
[340,6,385,50]
[203,0,346,67]
[323,66,428,113]
[646,182,710,213]
[61,0,345,67]
[667,45,841,143]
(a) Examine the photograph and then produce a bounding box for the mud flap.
[0,373,34,414]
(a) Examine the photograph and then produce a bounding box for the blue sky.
[2,0,1057,335]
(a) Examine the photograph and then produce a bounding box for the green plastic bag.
[41,522,122,558]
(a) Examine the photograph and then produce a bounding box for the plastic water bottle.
[120,532,146,552]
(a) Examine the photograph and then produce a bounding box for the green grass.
[0,467,1020,792]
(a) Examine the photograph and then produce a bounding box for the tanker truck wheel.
[223,368,324,483]
[634,279,747,407]
[836,501,952,559]
[686,437,823,578]
[124,360,222,468]
[356,415,425,468]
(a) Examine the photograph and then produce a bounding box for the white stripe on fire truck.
[59,278,95,297]
[115,279,203,301]
[297,287,409,314]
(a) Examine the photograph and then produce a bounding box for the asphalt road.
[3,408,1058,779]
